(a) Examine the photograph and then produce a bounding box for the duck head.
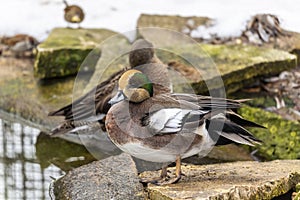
[109,69,153,105]
[129,39,154,67]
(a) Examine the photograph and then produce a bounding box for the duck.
[105,69,263,185]
[63,0,85,28]
[1,34,38,57]
[49,39,171,135]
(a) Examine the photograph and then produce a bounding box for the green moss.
[34,48,95,78]
[296,183,300,192]
[39,28,118,49]
[155,43,297,94]
[238,106,300,160]
[34,28,129,79]
[200,44,297,92]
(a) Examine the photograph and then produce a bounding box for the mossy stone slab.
[155,43,297,94]
[137,14,212,35]
[34,28,127,79]
[261,30,300,63]
[140,160,300,200]
[202,44,297,93]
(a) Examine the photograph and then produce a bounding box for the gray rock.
[54,153,144,200]
[140,160,300,200]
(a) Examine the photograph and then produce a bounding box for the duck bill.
[109,90,125,105]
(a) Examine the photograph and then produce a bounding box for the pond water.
[0,115,64,200]
[0,109,112,200]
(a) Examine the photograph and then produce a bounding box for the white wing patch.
[148,108,208,133]
[148,108,186,133]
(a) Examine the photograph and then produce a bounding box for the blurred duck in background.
[0,34,39,58]
[63,0,85,28]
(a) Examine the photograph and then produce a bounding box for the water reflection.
[0,117,64,200]
[35,132,97,172]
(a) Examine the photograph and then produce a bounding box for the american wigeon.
[106,69,263,185]
[49,39,171,135]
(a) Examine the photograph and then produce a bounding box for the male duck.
[49,39,171,135]
[106,69,263,185]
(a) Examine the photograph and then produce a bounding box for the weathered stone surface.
[140,160,300,200]
[156,43,297,94]
[137,14,212,36]
[34,28,129,79]
[262,31,300,63]
[54,153,144,200]
[202,44,297,93]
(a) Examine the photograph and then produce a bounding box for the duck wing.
[142,108,208,134]
[140,93,236,135]
[141,94,263,146]
[48,67,128,121]
[169,93,243,109]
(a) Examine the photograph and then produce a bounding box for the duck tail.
[206,117,263,146]
[226,111,266,129]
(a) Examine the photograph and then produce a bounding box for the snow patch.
[1,0,299,41]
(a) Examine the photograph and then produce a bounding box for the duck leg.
[140,164,168,184]
[156,155,182,185]
[140,156,182,185]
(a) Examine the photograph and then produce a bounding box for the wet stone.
[140,160,300,200]
[54,153,144,200]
